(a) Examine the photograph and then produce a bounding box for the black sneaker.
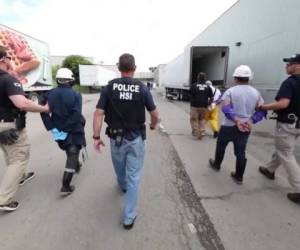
[258,166,275,180]
[60,185,75,196]
[209,159,220,171]
[19,172,35,186]
[287,193,300,203]
[230,172,243,184]
[123,217,136,230]
[0,201,19,211]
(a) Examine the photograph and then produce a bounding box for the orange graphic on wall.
[0,27,40,84]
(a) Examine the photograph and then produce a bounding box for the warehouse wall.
[183,0,300,94]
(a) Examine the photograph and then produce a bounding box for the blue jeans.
[215,125,250,164]
[110,136,145,224]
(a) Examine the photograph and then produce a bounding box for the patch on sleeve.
[14,82,22,88]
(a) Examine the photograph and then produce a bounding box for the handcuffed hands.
[236,120,252,132]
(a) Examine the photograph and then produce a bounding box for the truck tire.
[179,90,183,101]
[28,92,40,104]
[166,88,172,100]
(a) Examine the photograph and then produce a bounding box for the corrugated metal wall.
[183,0,300,92]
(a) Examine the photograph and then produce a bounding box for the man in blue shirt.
[258,54,300,203]
[41,68,86,196]
[93,53,159,229]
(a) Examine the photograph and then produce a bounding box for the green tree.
[62,55,92,83]
[51,64,60,84]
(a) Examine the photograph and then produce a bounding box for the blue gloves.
[51,128,68,141]
[222,104,236,121]
[251,110,267,124]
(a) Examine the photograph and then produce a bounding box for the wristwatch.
[93,135,100,140]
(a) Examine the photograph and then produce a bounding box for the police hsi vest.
[190,82,211,107]
[104,78,145,130]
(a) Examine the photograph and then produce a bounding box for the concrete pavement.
[1,90,300,250]
[155,90,300,250]
[0,93,205,250]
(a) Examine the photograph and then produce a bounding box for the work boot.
[75,161,82,174]
[231,159,247,184]
[210,145,226,171]
[287,193,300,203]
[258,166,275,180]
[209,159,220,171]
[60,185,75,196]
[62,172,74,187]
[230,172,243,184]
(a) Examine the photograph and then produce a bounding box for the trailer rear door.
[190,46,229,86]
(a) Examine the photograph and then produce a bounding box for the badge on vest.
[113,83,140,100]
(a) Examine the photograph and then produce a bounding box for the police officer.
[258,54,300,203]
[190,72,213,139]
[93,53,159,229]
[209,65,265,184]
[0,46,49,211]
[41,68,86,195]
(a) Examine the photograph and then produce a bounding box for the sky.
[0,0,238,71]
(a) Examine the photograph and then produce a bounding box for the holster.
[296,119,300,129]
[15,112,26,131]
[140,124,146,140]
[106,127,125,146]
[277,113,300,129]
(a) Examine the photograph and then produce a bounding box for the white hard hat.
[206,80,213,86]
[232,65,253,79]
[56,68,74,80]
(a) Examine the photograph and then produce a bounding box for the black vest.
[276,76,300,123]
[190,82,211,107]
[0,70,24,120]
[104,78,145,130]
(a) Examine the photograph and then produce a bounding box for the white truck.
[79,64,117,87]
[161,46,229,101]
[0,24,52,102]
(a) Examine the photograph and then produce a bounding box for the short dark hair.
[118,53,135,72]
[234,77,249,83]
[197,72,206,83]
[0,45,7,59]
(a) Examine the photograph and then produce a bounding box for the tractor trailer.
[79,64,117,88]
[161,46,229,100]
[160,0,300,102]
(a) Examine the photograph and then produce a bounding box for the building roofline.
[187,0,240,46]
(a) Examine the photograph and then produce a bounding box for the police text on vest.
[113,83,140,100]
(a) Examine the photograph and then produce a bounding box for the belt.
[277,113,298,124]
[278,119,300,129]
[0,118,15,123]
